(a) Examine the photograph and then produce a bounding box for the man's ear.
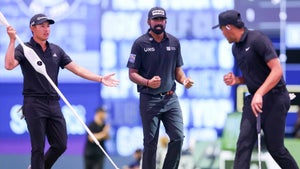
[147,19,150,26]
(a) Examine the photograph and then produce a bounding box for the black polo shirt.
[15,37,72,97]
[232,28,286,94]
[127,31,184,95]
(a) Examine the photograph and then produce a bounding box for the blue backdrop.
[0,0,299,156]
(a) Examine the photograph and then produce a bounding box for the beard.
[150,25,165,35]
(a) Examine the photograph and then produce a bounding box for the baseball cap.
[212,10,244,29]
[30,13,55,26]
[148,7,167,19]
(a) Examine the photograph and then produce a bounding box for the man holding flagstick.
[4,13,119,169]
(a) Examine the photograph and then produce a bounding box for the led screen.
[0,0,239,156]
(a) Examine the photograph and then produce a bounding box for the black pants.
[139,93,184,169]
[23,97,67,169]
[234,89,299,169]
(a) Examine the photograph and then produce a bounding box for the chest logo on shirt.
[53,53,58,57]
[144,47,155,52]
[166,46,176,51]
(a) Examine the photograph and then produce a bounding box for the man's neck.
[149,31,164,43]
[33,36,47,51]
[236,28,245,43]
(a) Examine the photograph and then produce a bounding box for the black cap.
[148,7,167,19]
[30,13,55,26]
[212,10,244,29]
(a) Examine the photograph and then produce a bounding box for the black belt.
[250,86,287,95]
[270,86,287,94]
[143,91,174,97]
[159,91,174,96]
[24,95,60,100]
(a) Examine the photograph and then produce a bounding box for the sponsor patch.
[166,46,176,51]
[128,54,136,63]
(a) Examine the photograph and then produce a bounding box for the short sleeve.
[176,40,184,67]
[15,44,25,62]
[253,33,278,63]
[127,40,141,69]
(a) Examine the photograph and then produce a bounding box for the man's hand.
[6,26,16,41]
[251,93,263,117]
[148,76,161,89]
[101,73,119,87]
[183,78,194,89]
[223,72,236,86]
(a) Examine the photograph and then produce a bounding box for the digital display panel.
[0,0,244,157]
[235,0,300,49]
[99,0,235,155]
[1,0,299,159]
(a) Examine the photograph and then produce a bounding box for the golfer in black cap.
[127,7,193,169]
[5,13,119,169]
[213,10,299,169]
